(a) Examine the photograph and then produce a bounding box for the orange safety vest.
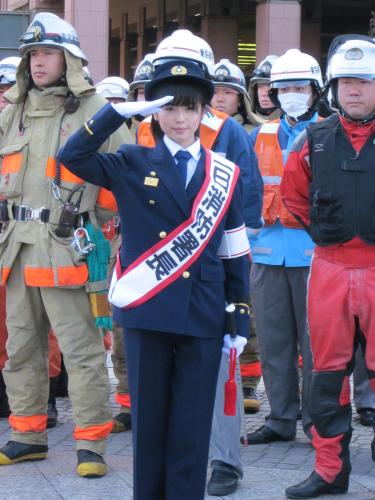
[137,108,228,149]
[254,119,301,229]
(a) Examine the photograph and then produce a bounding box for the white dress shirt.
[163,135,202,188]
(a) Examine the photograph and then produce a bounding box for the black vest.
[307,114,375,246]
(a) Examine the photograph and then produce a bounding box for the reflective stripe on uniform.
[115,392,131,408]
[1,267,11,285]
[262,175,282,185]
[45,157,84,184]
[96,187,117,212]
[2,153,23,174]
[74,420,113,441]
[9,414,47,432]
[253,246,272,255]
[23,264,88,287]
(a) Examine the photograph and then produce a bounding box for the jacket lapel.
[150,140,190,216]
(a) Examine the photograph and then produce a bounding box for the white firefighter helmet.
[96,76,129,101]
[0,56,21,86]
[212,59,246,93]
[212,58,253,121]
[153,29,215,76]
[270,49,323,90]
[327,37,375,83]
[128,53,154,101]
[326,34,375,120]
[19,12,88,65]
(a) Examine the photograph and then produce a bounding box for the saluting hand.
[111,95,174,118]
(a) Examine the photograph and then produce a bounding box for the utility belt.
[0,199,88,234]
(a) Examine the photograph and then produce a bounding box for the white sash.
[109,149,240,309]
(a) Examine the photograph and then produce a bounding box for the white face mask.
[278,92,311,119]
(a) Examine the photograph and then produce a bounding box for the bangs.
[148,80,211,109]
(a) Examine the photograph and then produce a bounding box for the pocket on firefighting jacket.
[262,186,279,226]
[0,143,28,198]
[48,227,87,267]
[200,264,225,282]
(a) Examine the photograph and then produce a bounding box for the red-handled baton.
[224,304,237,416]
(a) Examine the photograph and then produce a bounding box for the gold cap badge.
[171,65,188,76]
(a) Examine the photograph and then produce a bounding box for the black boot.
[47,377,58,429]
[286,430,351,499]
[285,470,349,499]
[0,372,10,418]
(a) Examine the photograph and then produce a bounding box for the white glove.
[111,95,174,118]
[222,334,247,357]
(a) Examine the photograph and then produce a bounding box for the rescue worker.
[326,79,375,429]
[281,34,375,498]
[211,58,254,132]
[0,12,132,477]
[136,30,263,496]
[248,55,280,126]
[58,59,251,500]
[96,74,132,433]
[212,58,262,416]
[246,49,323,445]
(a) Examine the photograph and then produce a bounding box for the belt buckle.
[19,205,44,222]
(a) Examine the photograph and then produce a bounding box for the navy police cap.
[144,59,214,100]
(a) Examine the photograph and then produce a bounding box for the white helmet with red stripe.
[153,29,215,77]
[270,49,323,90]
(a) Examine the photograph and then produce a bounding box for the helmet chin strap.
[339,107,375,125]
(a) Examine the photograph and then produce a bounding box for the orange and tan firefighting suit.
[0,52,132,456]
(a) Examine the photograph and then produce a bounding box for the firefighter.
[281,34,375,498]
[0,12,132,477]
[246,49,323,445]
[248,55,280,126]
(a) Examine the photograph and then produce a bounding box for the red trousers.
[307,243,375,483]
[309,246,375,382]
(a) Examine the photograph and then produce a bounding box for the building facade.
[0,0,374,84]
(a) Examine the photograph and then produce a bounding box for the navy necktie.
[174,150,192,187]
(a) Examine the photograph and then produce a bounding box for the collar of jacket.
[5,50,95,104]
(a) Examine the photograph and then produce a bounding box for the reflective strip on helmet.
[74,421,113,441]
[2,153,23,174]
[45,157,84,184]
[9,414,47,432]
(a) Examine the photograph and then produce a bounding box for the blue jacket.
[248,117,316,267]
[58,103,250,338]
[211,114,263,230]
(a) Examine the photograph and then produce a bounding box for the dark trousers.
[123,327,222,500]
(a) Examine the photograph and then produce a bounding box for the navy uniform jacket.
[58,103,250,339]
[210,114,263,230]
